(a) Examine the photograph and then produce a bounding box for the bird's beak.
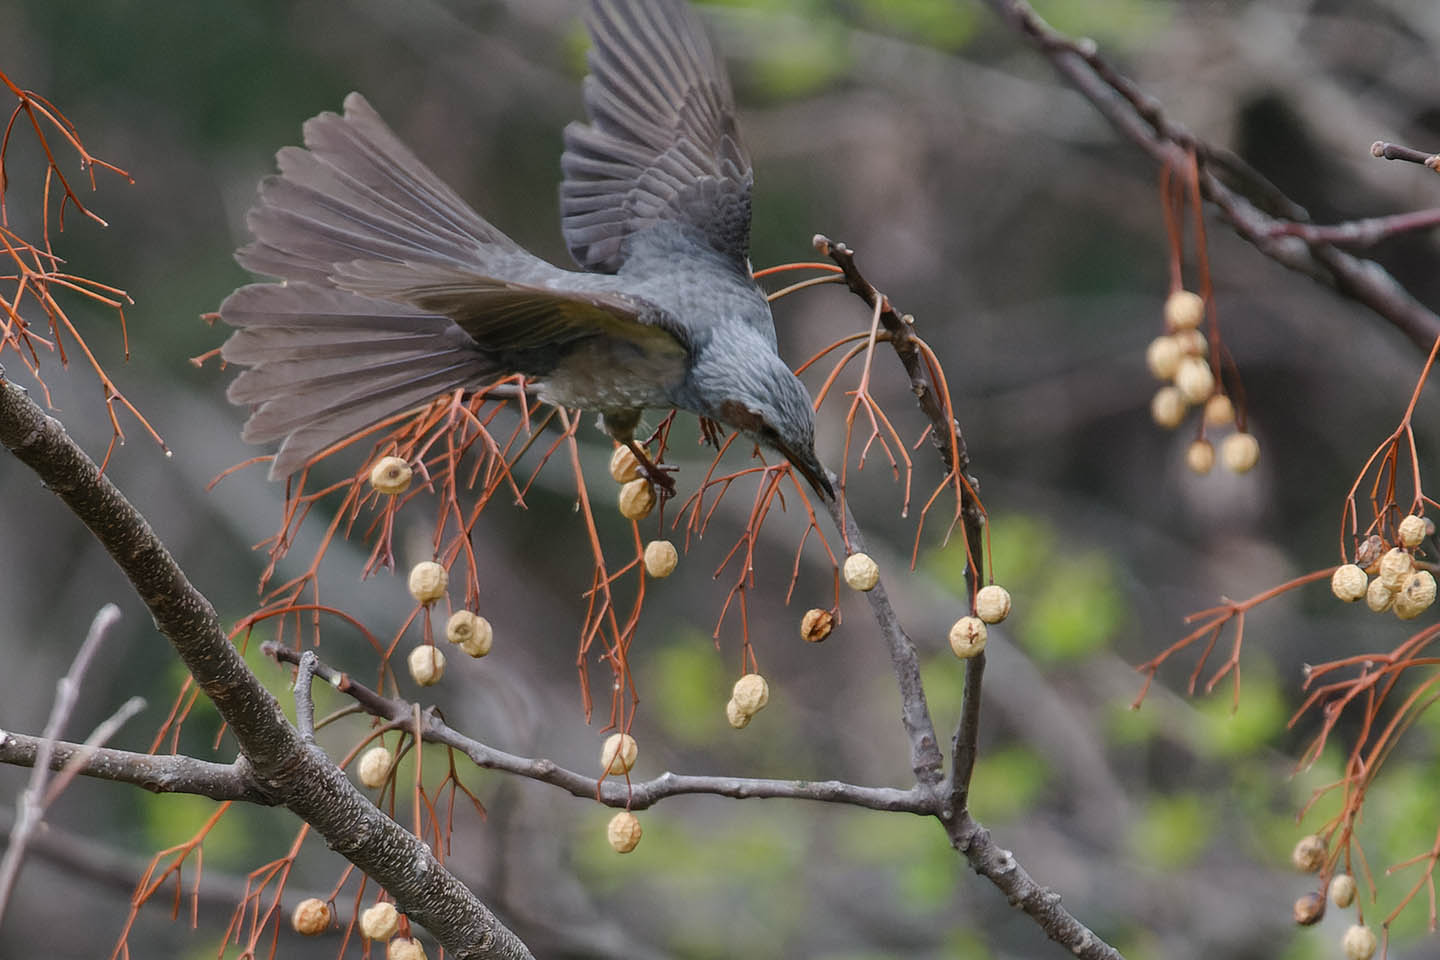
[783,445,835,499]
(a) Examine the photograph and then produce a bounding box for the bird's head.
[714,354,833,499]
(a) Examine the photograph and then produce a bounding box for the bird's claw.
[626,440,678,500]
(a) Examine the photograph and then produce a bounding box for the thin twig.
[0,603,122,920]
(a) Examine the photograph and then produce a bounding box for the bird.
[218,0,831,499]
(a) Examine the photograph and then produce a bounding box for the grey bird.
[219,0,832,498]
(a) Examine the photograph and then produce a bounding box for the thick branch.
[263,643,932,814]
[0,377,531,960]
[980,0,1440,351]
[947,812,1125,960]
[0,731,273,803]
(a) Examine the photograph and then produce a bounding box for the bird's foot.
[699,417,726,449]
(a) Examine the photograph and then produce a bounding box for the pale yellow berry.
[387,937,427,960]
[1292,834,1326,873]
[1203,393,1235,428]
[407,645,446,686]
[643,540,678,578]
[600,733,638,775]
[609,445,642,484]
[843,552,880,591]
[948,616,987,659]
[1164,290,1205,331]
[1173,328,1207,356]
[1378,547,1414,591]
[1185,439,1215,475]
[1175,357,1215,404]
[407,561,448,605]
[725,697,752,729]
[1145,335,1183,380]
[607,811,642,853]
[975,584,1011,624]
[291,898,331,936]
[618,478,656,520]
[1330,564,1368,603]
[1293,891,1325,926]
[800,608,834,643]
[1394,570,1436,620]
[732,673,769,716]
[369,456,413,496]
[1221,432,1260,473]
[1329,873,1357,909]
[1399,513,1427,548]
[360,902,400,942]
[357,746,395,789]
[1150,386,1187,430]
[1365,577,1395,614]
[1342,923,1377,960]
[445,610,493,658]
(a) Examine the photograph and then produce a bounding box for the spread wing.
[560,0,753,275]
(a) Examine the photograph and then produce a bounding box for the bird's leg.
[699,416,726,449]
[625,439,678,499]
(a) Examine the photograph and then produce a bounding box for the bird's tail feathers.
[221,282,499,479]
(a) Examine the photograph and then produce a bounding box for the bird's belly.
[533,337,686,412]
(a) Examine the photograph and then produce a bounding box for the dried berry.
[609,445,642,483]
[1354,534,1385,572]
[843,552,879,591]
[948,616,987,659]
[1150,386,1187,430]
[1329,873,1356,909]
[358,746,395,789]
[601,733,638,775]
[1330,564,1367,603]
[291,898,331,936]
[388,937,428,960]
[1378,547,1413,591]
[1203,393,1235,428]
[1175,357,1215,404]
[607,811,642,853]
[1342,924,1377,960]
[643,540,678,578]
[1185,439,1215,476]
[1365,577,1395,614]
[618,478,656,520]
[360,902,400,942]
[407,645,446,686]
[731,673,769,716]
[1394,570,1436,620]
[725,697,751,729]
[800,608,834,643]
[1221,432,1260,474]
[1292,891,1325,926]
[1164,290,1205,331]
[1399,513,1427,548]
[369,456,413,496]
[445,610,493,658]
[1291,834,1326,873]
[1145,335,1182,380]
[407,561,448,605]
[975,584,1011,624]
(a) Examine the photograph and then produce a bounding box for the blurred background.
[4,1,1440,958]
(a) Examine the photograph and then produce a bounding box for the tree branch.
[0,376,533,960]
[262,643,933,814]
[0,731,273,803]
[979,0,1440,352]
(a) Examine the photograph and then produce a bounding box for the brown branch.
[0,376,532,960]
[0,732,273,804]
[263,643,932,815]
[979,0,1440,352]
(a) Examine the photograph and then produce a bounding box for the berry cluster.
[1330,515,1436,620]
[1146,291,1259,475]
[1288,835,1374,960]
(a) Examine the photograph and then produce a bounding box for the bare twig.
[292,651,321,743]
[0,603,122,921]
[978,0,1440,351]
